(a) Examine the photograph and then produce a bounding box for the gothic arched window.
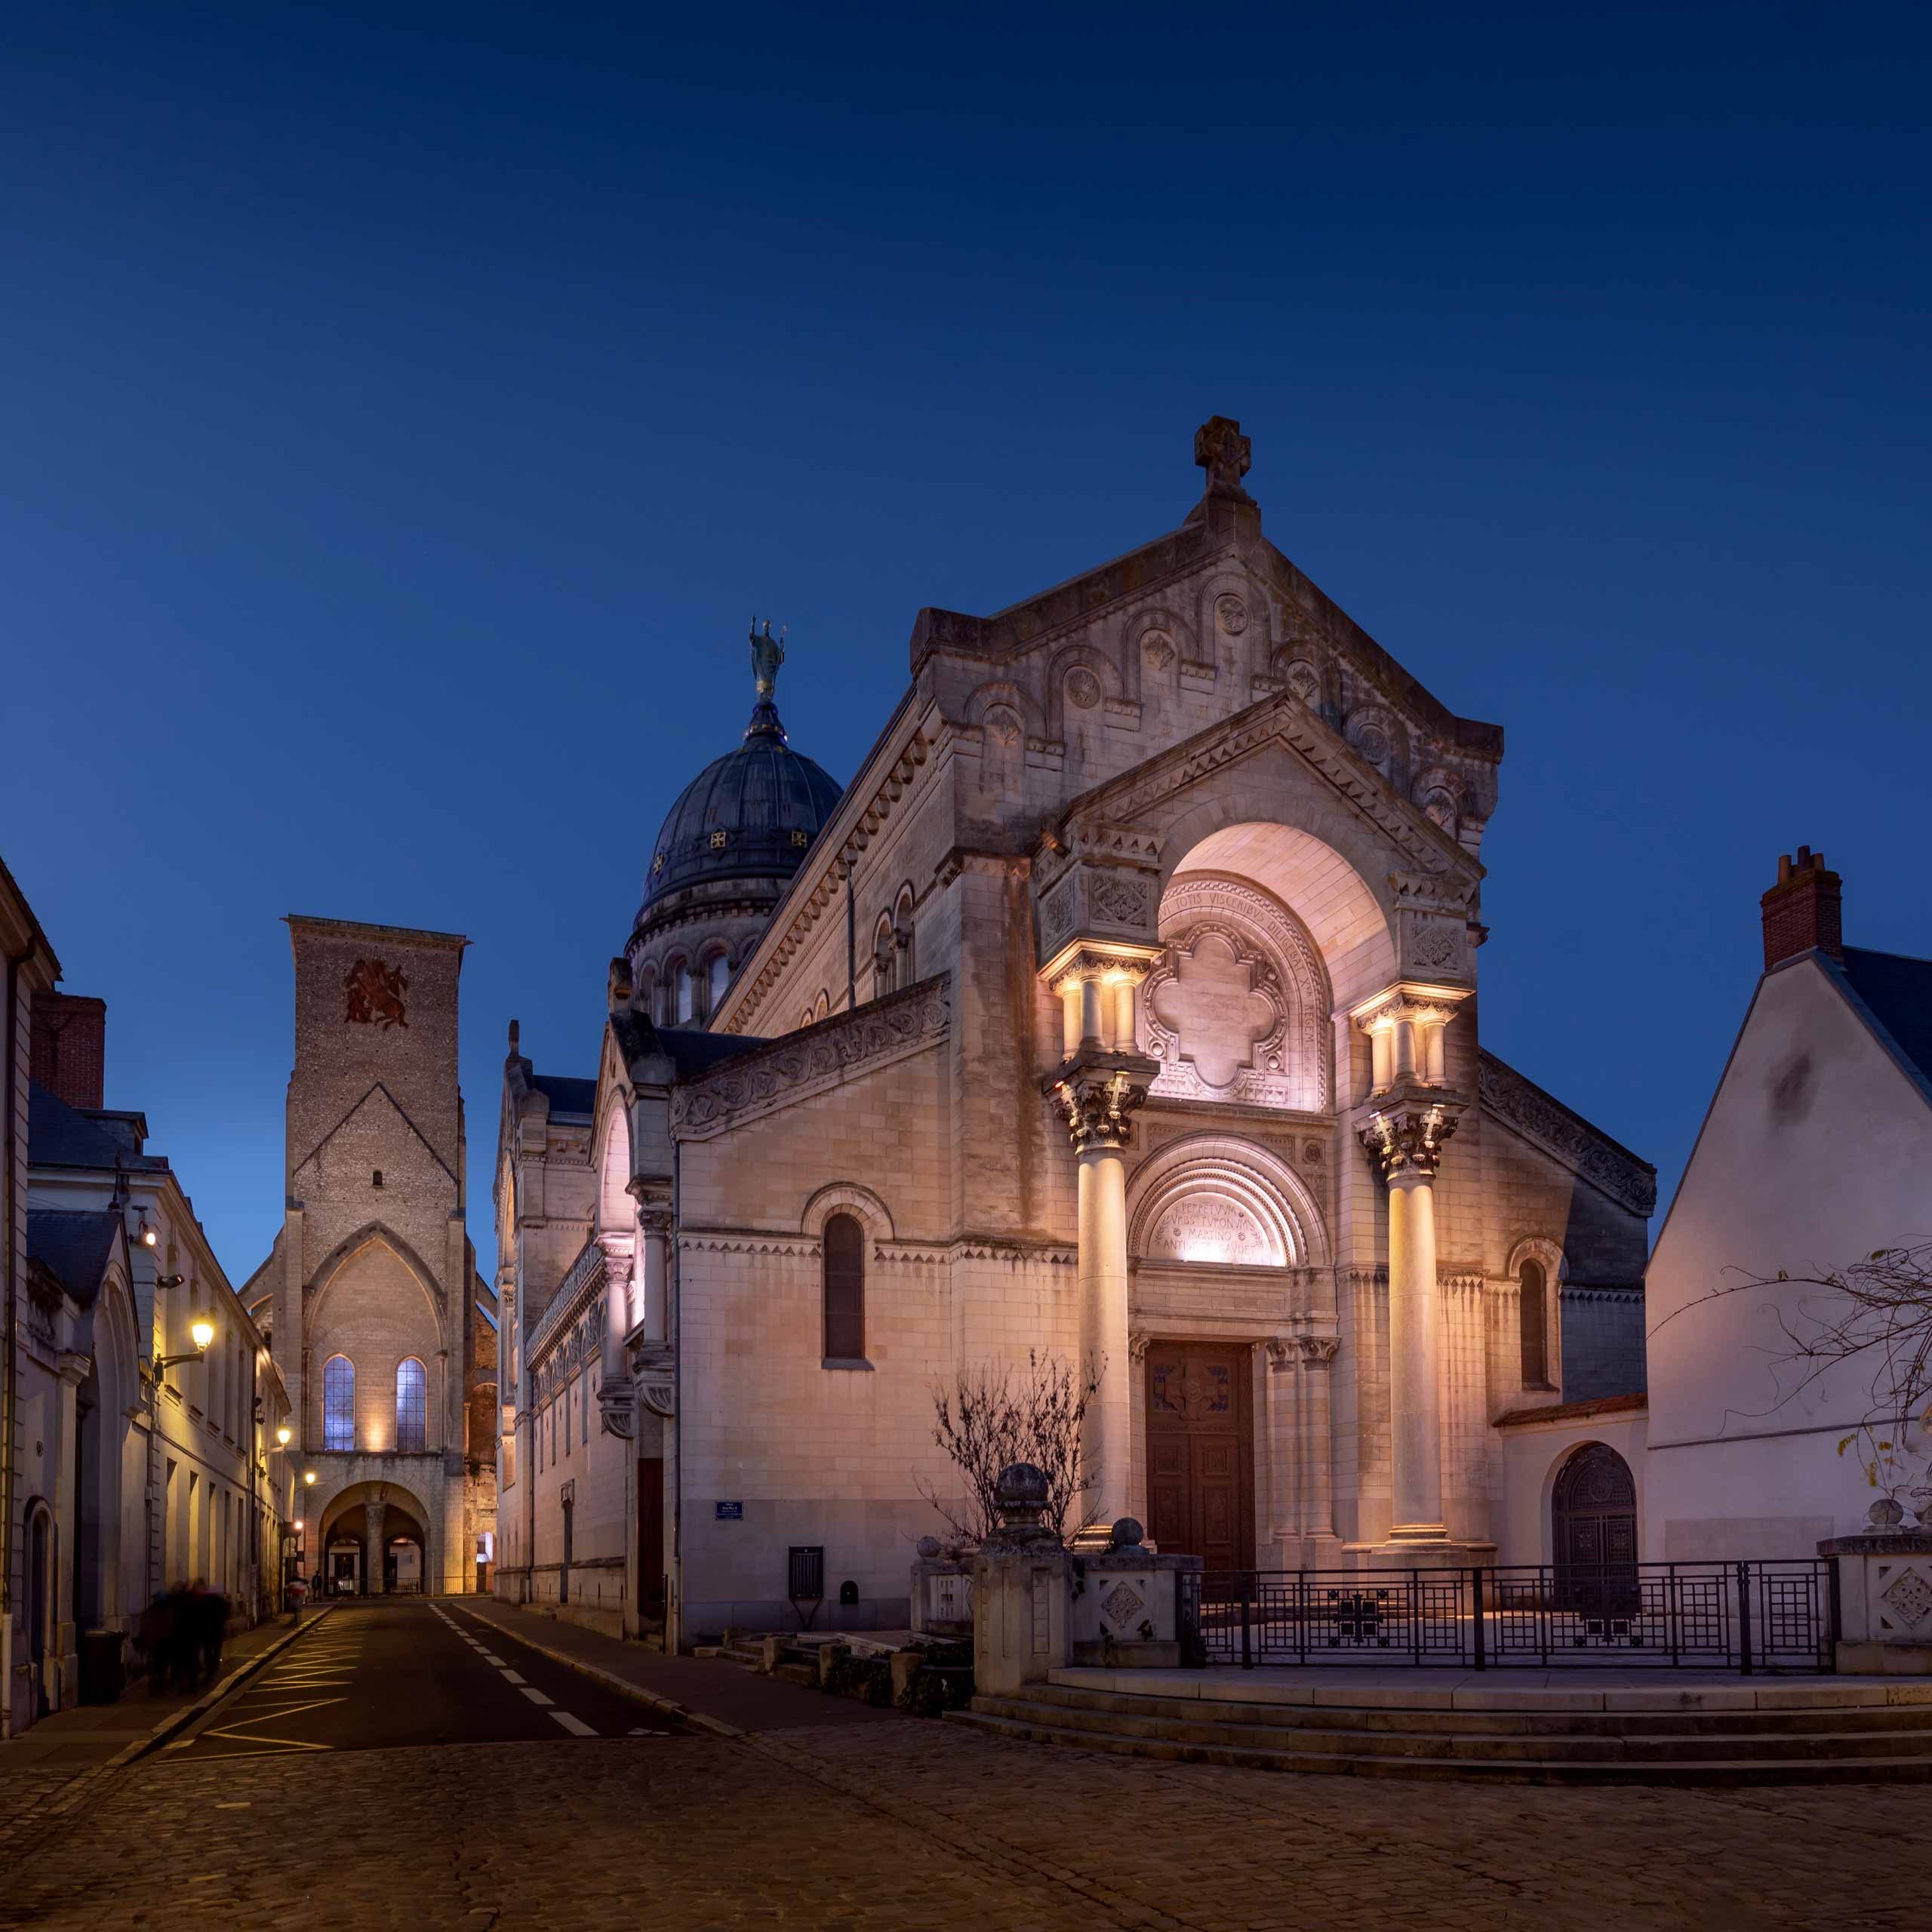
[322,1355,355,1451]
[823,1213,866,1364]
[395,1357,427,1452]
[1520,1260,1549,1389]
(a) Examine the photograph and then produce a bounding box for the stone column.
[363,1498,386,1595]
[1264,1341,1299,1553]
[1358,1103,1460,1542]
[1046,1053,1155,1534]
[598,1238,631,1389]
[638,1208,673,1348]
[1297,1336,1340,1543]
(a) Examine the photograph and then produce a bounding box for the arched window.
[708,952,730,1014]
[395,1357,427,1451]
[823,1212,866,1363]
[893,888,915,989]
[637,968,657,1023]
[814,990,830,1022]
[1519,1260,1549,1388]
[674,961,694,1023]
[871,916,895,1000]
[322,1355,355,1451]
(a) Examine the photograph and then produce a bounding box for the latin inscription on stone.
[1148,1193,1275,1266]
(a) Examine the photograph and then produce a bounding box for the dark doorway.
[636,1457,665,1623]
[1552,1441,1638,1614]
[1145,1343,1254,1572]
[560,1494,574,1604]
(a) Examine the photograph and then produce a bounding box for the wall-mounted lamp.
[152,1312,215,1380]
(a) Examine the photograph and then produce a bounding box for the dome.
[635,626,843,924]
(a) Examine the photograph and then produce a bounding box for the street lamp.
[277,1424,292,1447]
[152,1311,215,1378]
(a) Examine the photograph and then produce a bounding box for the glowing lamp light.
[189,1317,216,1351]
[294,1518,305,1532]
[303,1469,318,1487]
[276,1424,292,1447]
[140,1224,157,1248]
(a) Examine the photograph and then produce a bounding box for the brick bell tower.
[275,915,494,1595]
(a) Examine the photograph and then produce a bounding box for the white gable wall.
[1644,955,1932,1558]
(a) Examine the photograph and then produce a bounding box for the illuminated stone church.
[494,420,1655,1644]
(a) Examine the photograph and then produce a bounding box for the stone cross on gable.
[1194,415,1253,497]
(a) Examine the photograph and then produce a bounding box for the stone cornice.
[528,1236,603,1369]
[672,975,949,1140]
[1478,1050,1657,1217]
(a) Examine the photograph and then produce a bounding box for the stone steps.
[949,1685,1932,1784]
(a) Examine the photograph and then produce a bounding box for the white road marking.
[549,1710,596,1737]
[518,1685,553,1706]
[501,1670,528,1686]
[480,1653,507,1666]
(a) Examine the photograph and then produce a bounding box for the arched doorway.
[318,1482,433,1596]
[25,1500,53,1718]
[1552,1442,1637,1613]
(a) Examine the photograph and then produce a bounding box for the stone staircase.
[949,1673,1932,1783]
[692,1632,819,1687]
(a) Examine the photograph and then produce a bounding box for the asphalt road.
[160,1598,687,1760]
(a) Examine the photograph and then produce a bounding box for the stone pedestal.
[1068,1524,1202,1669]
[972,1463,1070,1697]
[1820,1532,1932,1674]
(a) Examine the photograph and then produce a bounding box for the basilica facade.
[494,420,1655,1644]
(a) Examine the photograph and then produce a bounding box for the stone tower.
[260,915,496,1595]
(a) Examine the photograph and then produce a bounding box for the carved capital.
[1046,1052,1156,1152]
[637,1207,675,1239]
[1298,1334,1340,1367]
[597,1380,635,1440]
[1265,1338,1294,1373]
[1129,1329,1151,1364]
[1042,940,1163,995]
[1358,1102,1462,1184]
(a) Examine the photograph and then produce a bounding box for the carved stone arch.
[1506,1233,1567,1391]
[593,1094,634,1240]
[308,1223,448,1327]
[1144,871,1333,1110]
[1124,604,1198,685]
[1506,1233,1570,1286]
[798,1181,896,1245]
[1344,702,1401,782]
[1044,638,1128,741]
[1127,1132,1329,1269]
[963,678,1046,751]
[1411,764,1473,842]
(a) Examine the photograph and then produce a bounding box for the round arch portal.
[317,1481,432,1598]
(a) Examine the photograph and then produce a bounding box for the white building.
[3,857,294,1737]
[1641,848,1932,1558]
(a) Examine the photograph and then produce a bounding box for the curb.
[449,1602,744,1740]
[0,1605,337,1854]
[122,1602,340,1767]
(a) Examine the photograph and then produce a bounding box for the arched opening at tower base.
[317,1483,432,1598]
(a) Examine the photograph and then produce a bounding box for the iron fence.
[1194,1561,1834,1673]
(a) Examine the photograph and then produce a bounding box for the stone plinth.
[909,1551,974,1637]
[1069,1542,1202,1669]
[972,1546,1069,1696]
[1820,1531,1932,1674]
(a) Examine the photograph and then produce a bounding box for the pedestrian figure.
[189,1580,227,1687]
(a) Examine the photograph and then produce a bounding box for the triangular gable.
[1060,686,1484,884]
[291,1080,458,1189]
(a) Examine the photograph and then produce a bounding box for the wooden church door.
[1145,1343,1254,1573]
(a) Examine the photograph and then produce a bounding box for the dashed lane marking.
[518,1686,554,1707]
[549,1710,597,1737]
[501,1670,528,1686]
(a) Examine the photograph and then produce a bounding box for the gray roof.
[531,1073,596,1117]
[29,1080,162,1172]
[1841,946,1932,1100]
[27,1209,121,1306]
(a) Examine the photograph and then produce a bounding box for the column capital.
[1045,1050,1157,1152]
[1041,940,1163,997]
[1358,1100,1463,1184]
[636,1206,675,1238]
[1297,1334,1340,1367]
[1348,979,1472,1035]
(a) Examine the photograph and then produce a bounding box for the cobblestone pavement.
[0,1697,1912,1930]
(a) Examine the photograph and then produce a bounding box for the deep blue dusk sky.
[5,2,1927,1284]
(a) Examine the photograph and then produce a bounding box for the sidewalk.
[460,1599,898,1737]
[0,1605,333,1847]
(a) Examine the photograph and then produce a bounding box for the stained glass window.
[395,1356,427,1452]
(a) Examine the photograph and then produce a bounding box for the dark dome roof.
[638,705,842,921]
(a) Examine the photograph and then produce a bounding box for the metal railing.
[1194,1561,1835,1674]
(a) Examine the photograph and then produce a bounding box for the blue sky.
[5,1,1927,1284]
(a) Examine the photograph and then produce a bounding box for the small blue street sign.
[715,1500,743,1521]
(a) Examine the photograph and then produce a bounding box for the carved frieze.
[1358,1102,1463,1184]
[671,977,949,1140]
[1478,1051,1657,1217]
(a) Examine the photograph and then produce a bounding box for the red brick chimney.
[1760,847,1842,970]
[29,991,106,1110]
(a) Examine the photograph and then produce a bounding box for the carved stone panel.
[1034,860,1160,965]
[1143,874,1330,1111]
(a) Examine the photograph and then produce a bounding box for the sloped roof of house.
[26,1208,121,1306]
[29,1080,164,1172]
[1840,946,1932,1103]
